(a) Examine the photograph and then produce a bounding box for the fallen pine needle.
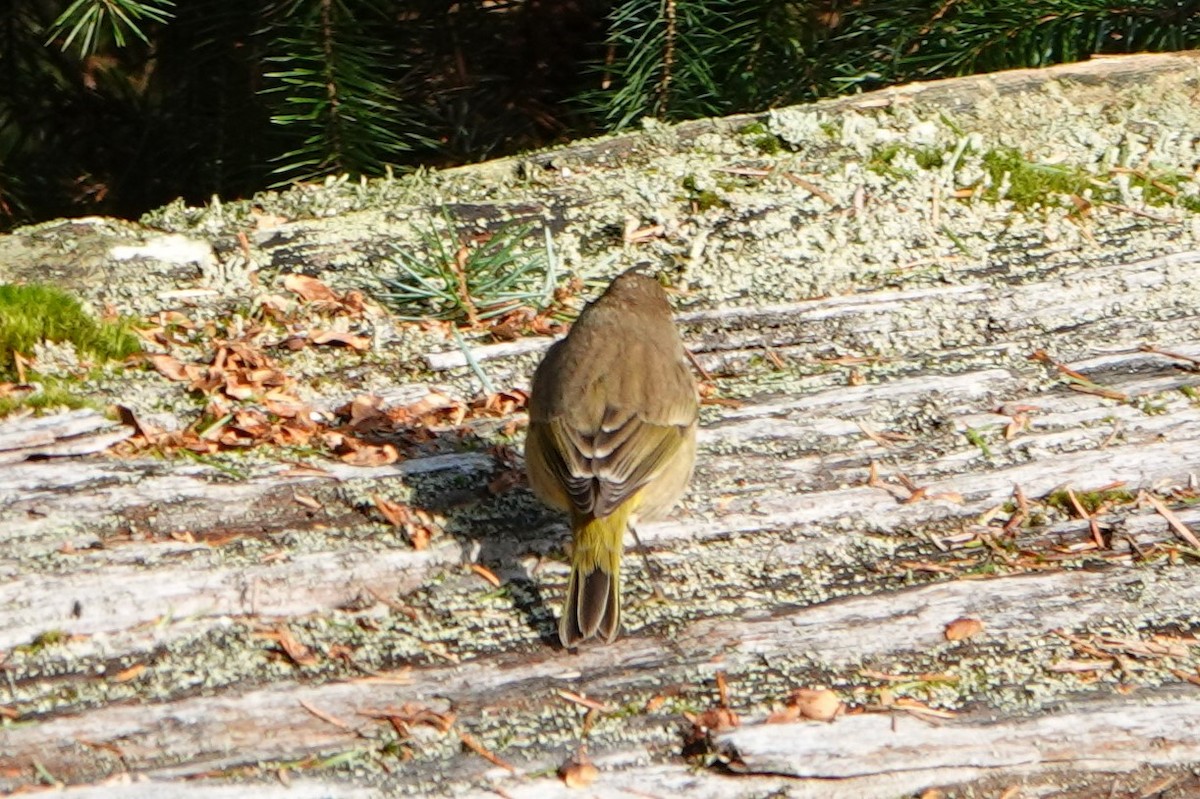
[859,669,958,683]
[419,641,461,664]
[470,563,502,587]
[1049,658,1115,673]
[1140,344,1200,367]
[1066,379,1129,402]
[459,731,518,773]
[1171,668,1200,687]
[555,689,611,712]
[1142,491,1200,549]
[293,492,322,510]
[1065,487,1105,549]
[857,422,896,449]
[299,699,356,732]
[351,669,415,685]
[684,347,713,382]
[365,586,420,620]
[1029,350,1129,401]
[76,737,125,757]
[896,560,957,574]
[784,172,837,205]
[892,697,957,720]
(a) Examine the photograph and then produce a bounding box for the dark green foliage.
[0,0,610,228]
[2,0,272,225]
[592,0,1200,125]
[1,0,1198,231]
[262,0,430,183]
[799,0,1200,94]
[588,0,810,127]
[0,283,140,379]
[47,0,174,53]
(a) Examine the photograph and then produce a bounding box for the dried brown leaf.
[150,354,190,381]
[263,624,318,667]
[283,274,340,304]
[339,441,400,467]
[684,707,739,732]
[311,330,372,352]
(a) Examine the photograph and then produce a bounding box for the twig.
[654,0,677,113]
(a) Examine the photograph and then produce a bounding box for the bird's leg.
[627,523,667,604]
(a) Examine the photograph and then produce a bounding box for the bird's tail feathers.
[559,504,633,647]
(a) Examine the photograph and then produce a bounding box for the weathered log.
[0,408,133,464]
[2,52,1200,797]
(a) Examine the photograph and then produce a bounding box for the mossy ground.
[0,283,139,417]
[0,283,140,379]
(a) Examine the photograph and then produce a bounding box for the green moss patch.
[0,283,140,380]
[980,147,1104,208]
[0,379,94,416]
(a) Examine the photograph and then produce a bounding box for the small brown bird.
[525,269,698,647]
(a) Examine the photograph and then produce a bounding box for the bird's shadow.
[352,413,567,649]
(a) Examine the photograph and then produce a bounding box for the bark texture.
[2,52,1200,798]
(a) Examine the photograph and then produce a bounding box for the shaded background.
[2,0,1197,231]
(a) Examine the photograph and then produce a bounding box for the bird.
[525,268,698,647]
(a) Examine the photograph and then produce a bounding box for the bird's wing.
[547,404,690,519]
